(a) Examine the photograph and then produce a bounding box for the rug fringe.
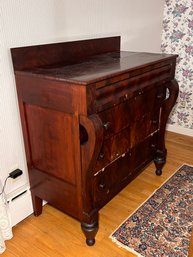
[110,235,144,257]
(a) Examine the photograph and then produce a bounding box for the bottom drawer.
[92,134,156,208]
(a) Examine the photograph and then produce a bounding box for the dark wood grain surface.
[15,51,177,84]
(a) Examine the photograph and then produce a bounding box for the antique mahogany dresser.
[11,36,179,246]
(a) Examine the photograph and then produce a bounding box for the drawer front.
[98,100,130,138]
[93,151,133,207]
[95,65,170,113]
[94,86,164,172]
[94,123,156,173]
[92,135,155,207]
[94,127,130,172]
[97,85,165,139]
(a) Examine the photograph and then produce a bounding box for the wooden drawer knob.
[103,122,111,130]
[98,152,105,160]
[99,183,106,190]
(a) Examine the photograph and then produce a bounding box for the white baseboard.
[166,124,193,137]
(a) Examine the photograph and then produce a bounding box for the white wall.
[0,0,165,225]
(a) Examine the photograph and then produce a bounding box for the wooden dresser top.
[11,36,177,85]
[15,51,176,85]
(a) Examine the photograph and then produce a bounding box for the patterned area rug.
[110,164,193,257]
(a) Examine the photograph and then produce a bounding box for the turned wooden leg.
[81,220,99,246]
[31,193,43,216]
[154,149,167,176]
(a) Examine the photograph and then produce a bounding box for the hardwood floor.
[189,231,193,257]
[3,131,193,257]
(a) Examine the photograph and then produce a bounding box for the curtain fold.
[0,181,13,254]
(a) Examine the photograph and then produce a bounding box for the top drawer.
[94,64,171,113]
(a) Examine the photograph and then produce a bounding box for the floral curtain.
[0,181,13,254]
[161,0,193,129]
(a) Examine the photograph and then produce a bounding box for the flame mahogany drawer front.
[97,84,164,139]
[93,135,157,208]
[11,36,179,246]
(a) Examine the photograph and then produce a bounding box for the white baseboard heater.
[7,187,33,227]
